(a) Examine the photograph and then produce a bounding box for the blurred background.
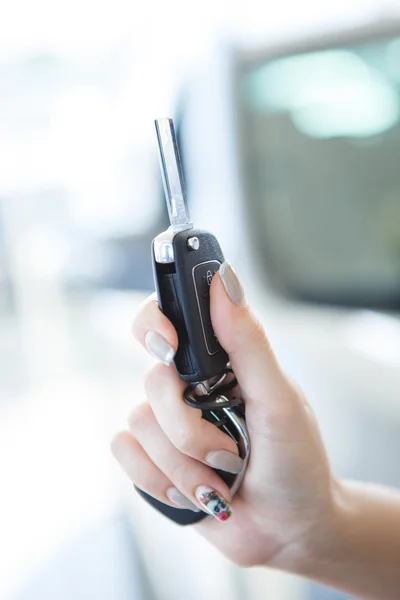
[2,0,400,598]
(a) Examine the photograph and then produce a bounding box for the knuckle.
[110,430,129,457]
[131,295,157,337]
[131,311,145,340]
[172,424,197,456]
[131,314,140,338]
[247,316,272,354]
[128,402,153,433]
[168,460,189,484]
[248,316,265,341]
[143,363,168,397]
[139,474,160,494]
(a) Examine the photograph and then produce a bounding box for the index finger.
[132,294,178,365]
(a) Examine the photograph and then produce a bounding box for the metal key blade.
[155,118,191,227]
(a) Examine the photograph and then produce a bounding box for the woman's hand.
[111,261,336,570]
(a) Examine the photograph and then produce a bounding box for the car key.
[135,118,250,525]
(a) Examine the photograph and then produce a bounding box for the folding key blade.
[155,118,191,228]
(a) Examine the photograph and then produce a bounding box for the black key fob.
[153,228,228,382]
[134,119,250,525]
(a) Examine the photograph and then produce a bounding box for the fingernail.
[219,261,245,306]
[166,487,200,512]
[145,331,175,365]
[206,450,244,474]
[195,486,232,521]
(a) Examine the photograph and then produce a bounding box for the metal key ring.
[184,365,240,410]
[183,364,250,498]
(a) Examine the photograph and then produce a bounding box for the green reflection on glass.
[244,48,399,138]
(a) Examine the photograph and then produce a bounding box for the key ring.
[183,365,242,411]
[183,364,250,498]
[136,363,250,525]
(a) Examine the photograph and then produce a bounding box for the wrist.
[273,478,400,599]
[291,478,353,579]
[268,477,348,576]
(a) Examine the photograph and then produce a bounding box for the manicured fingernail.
[166,487,200,512]
[195,486,232,521]
[145,331,175,365]
[206,450,244,474]
[219,261,245,306]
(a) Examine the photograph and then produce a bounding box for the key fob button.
[192,260,222,355]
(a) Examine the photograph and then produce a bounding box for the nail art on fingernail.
[145,331,175,365]
[219,261,245,306]
[166,487,200,512]
[195,486,232,521]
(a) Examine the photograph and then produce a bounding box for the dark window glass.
[238,37,400,308]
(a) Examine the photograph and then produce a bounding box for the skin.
[112,271,400,599]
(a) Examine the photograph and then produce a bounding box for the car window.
[238,37,400,308]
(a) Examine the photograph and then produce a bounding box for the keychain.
[135,118,250,525]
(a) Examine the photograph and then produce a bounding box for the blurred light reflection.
[245,49,400,138]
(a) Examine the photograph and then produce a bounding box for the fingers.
[131,290,243,471]
[133,268,295,423]
[132,266,304,447]
[112,404,233,520]
[111,431,196,510]
[128,262,306,500]
[143,363,242,472]
[132,295,178,365]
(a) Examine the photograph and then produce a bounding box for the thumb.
[210,262,298,424]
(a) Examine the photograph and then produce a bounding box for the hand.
[111,261,336,569]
